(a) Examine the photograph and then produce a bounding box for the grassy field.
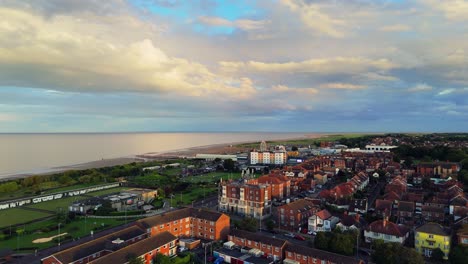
[0,217,127,251]
[26,196,89,211]
[0,208,53,228]
[41,183,98,194]
[0,186,127,227]
[237,133,370,148]
[181,172,242,183]
[170,186,218,207]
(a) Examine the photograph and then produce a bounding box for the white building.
[308,209,339,232]
[364,219,409,244]
[249,151,286,165]
[365,144,397,151]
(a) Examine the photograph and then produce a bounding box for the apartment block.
[219,181,272,219]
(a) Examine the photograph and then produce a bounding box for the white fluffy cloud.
[197,16,270,31]
[280,0,346,38]
[421,0,468,21]
[0,7,264,100]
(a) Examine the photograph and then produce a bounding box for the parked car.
[308,230,317,235]
[284,233,295,237]
[294,234,306,241]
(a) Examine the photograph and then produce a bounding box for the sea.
[0,132,310,178]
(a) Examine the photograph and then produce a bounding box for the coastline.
[0,133,327,181]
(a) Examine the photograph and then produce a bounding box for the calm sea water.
[0,132,309,177]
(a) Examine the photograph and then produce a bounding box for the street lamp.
[58,223,62,251]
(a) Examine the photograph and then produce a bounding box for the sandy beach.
[1,133,327,181]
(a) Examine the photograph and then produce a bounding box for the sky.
[0,0,467,132]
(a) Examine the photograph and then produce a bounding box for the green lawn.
[41,183,98,194]
[181,172,242,183]
[26,195,89,211]
[170,186,217,207]
[0,208,53,228]
[0,217,127,251]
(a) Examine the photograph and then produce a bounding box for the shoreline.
[0,133,329,181]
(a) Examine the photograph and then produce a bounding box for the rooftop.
[416,223,450,237]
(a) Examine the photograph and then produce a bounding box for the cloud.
[379,24,412,32]
[220,57,398,74]
[271,85,318,95]
[408,83,433,92]
[280,0,346,38]
[421,0,468,21]
[197,16,269,30]
[0,7,260,100]
[319,83,367,90]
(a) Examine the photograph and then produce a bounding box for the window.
[429,234,434,239]
[174,220,178,224]
[288,252,292,257]
[174,228,178,231]
[160,225,164,229]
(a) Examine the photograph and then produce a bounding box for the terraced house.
[415,223,451,260]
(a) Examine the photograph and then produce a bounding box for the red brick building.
[219,181,272,219]
[249,174,291,199]
[228,229,289,260]
[275,199,319,231]
[284,244,363,264]
[90,231,177,264]
[137,207,230,241]
[41,226,147,264]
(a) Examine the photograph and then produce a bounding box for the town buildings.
[219,180,272,219]
[308,209,339,232]
[250,148,287,165]
[228,229,289,260]
[364,218,409,244]
[275,199,318,231]
[415,223,451,260]
[284,244,363,264]
[137,207,230,241]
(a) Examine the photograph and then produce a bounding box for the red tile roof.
[366,220,409,237]
[315,209,332,220]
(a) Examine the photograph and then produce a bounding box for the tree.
[235,217,257,232]
[314,232,330,250]
[58,174,73,185]
[95,200,115,215]
[431,248,445,261]
[372,240,424,264]
[330,232,354,255]
[223,159,235,172]
[153,253,172,264]
[450,245,468,264]
[265,218,275,231]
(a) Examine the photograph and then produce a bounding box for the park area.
[0,186,128,227]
